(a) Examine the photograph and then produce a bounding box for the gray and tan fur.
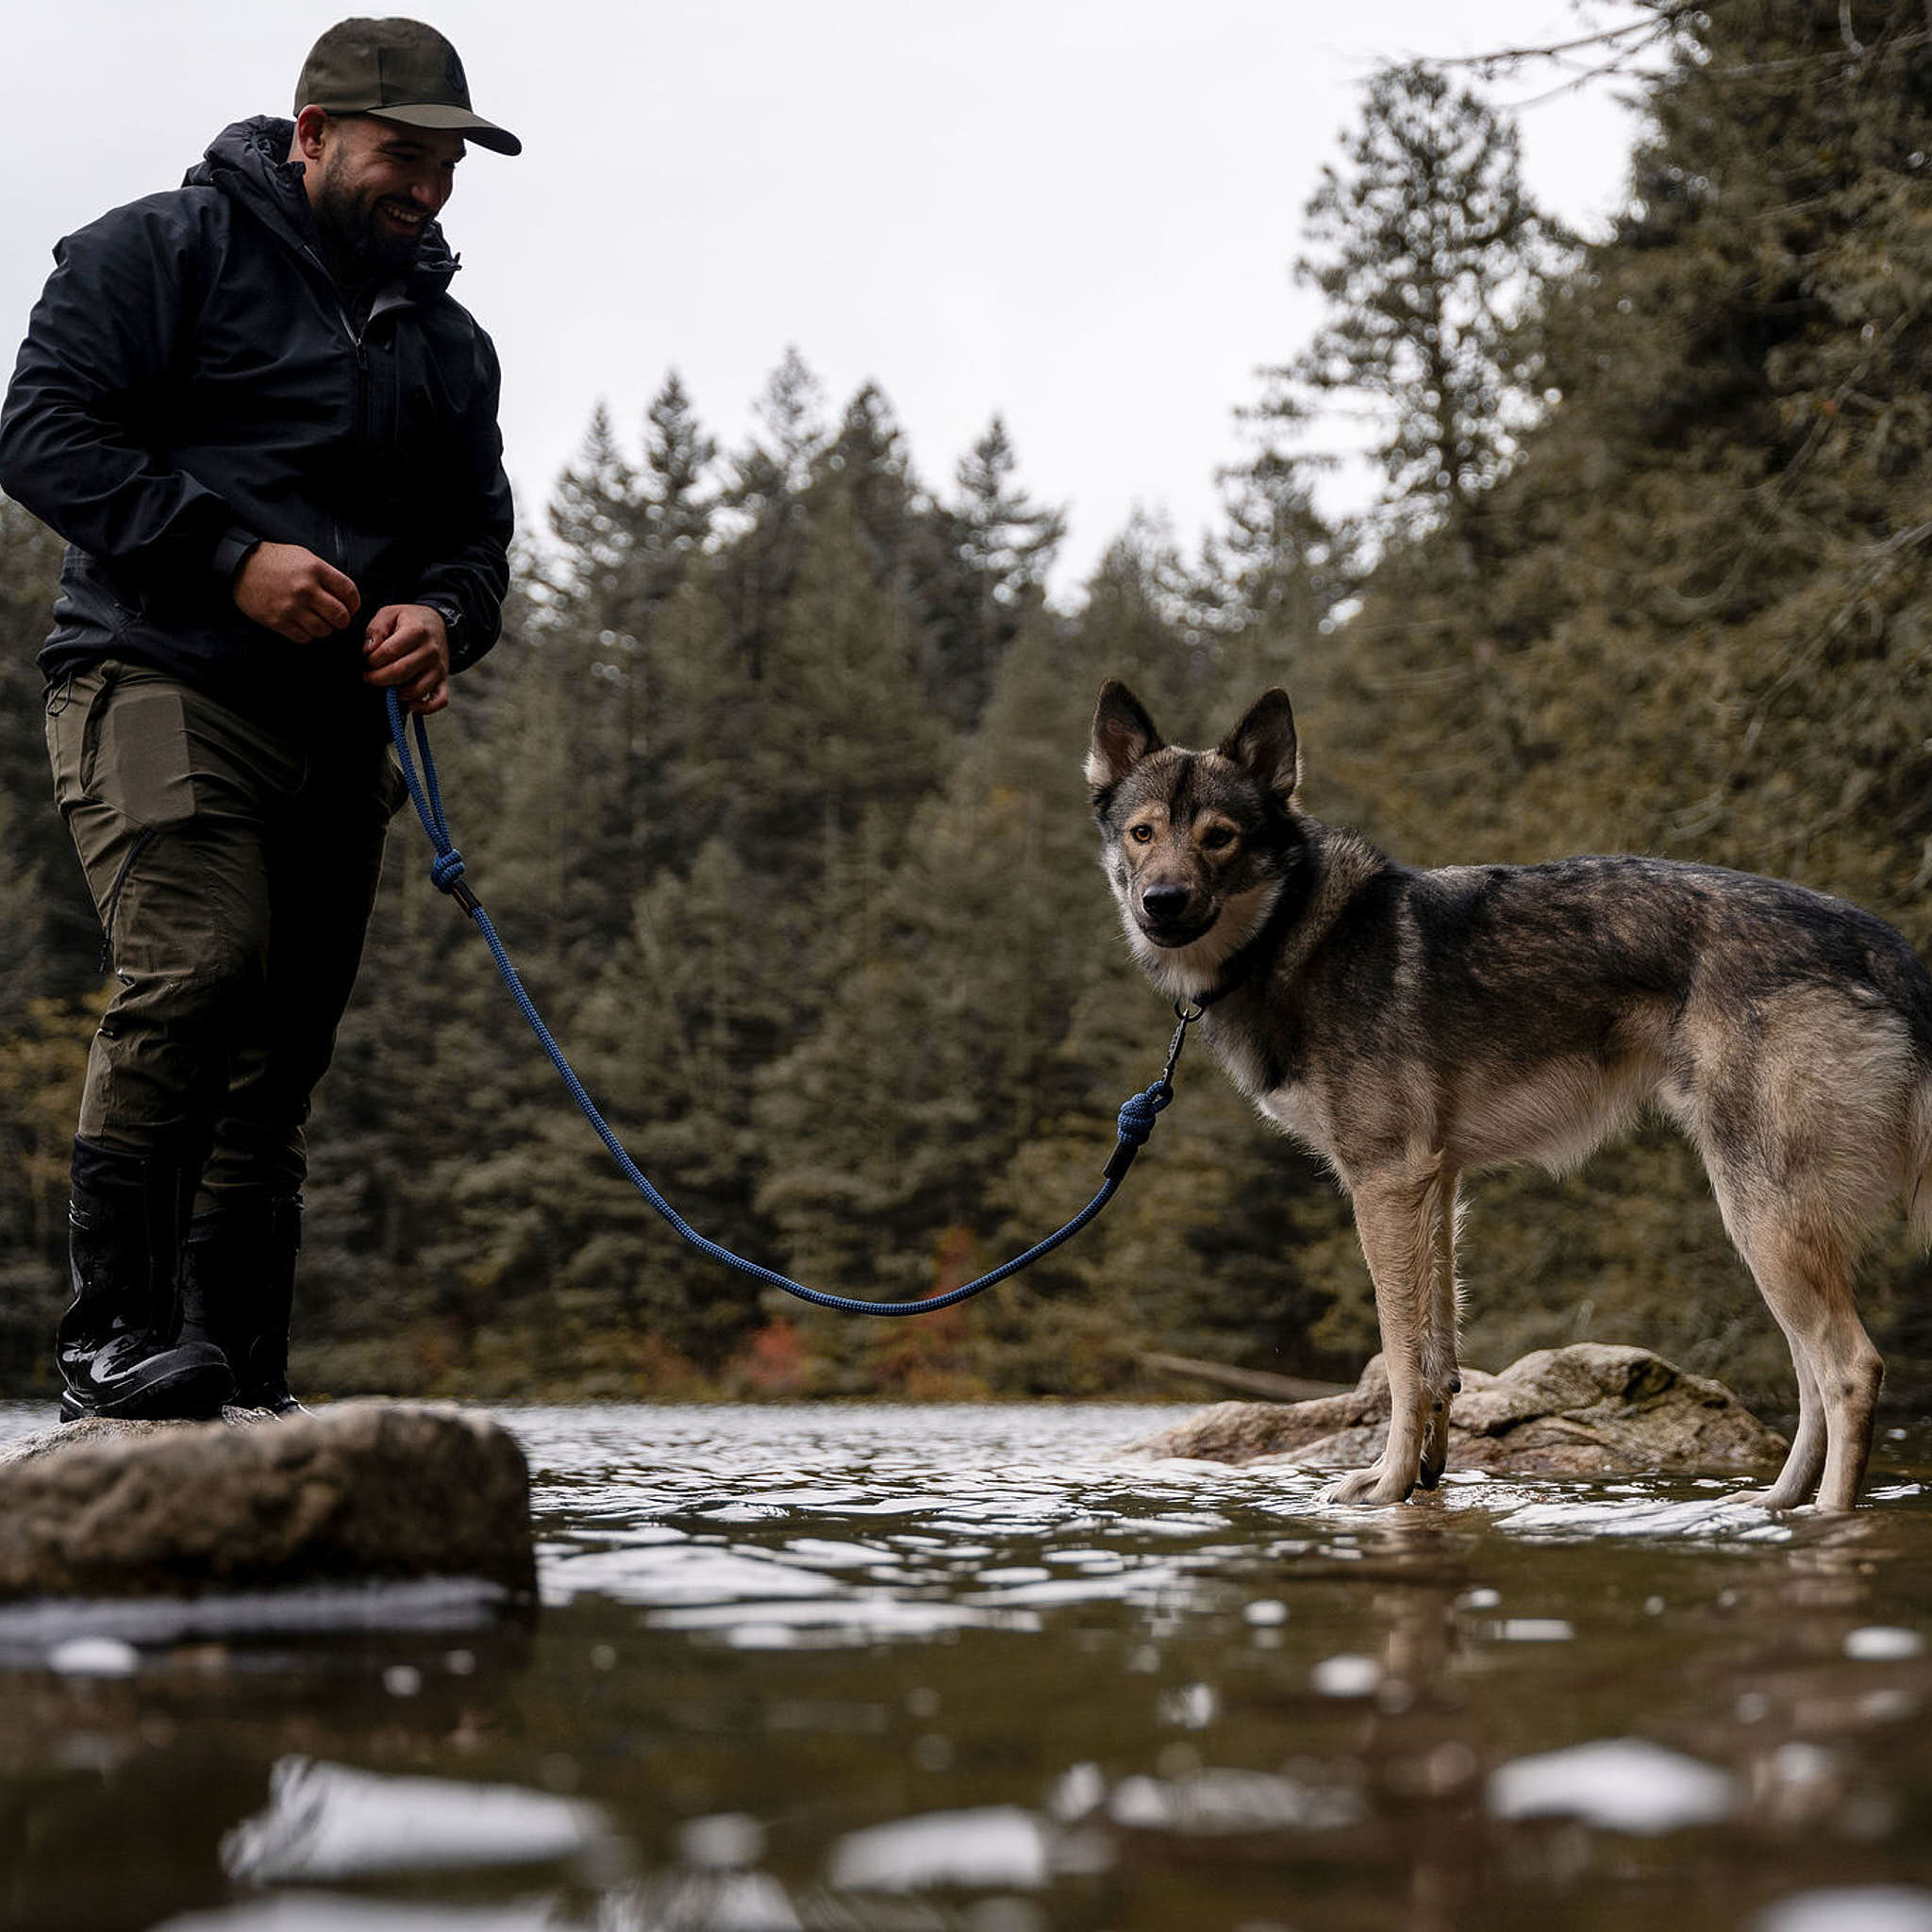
[1087,680,1932,1511]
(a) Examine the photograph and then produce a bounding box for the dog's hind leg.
[1416,1166,1462,1491]
[1768,1250,1878,1511]
[1726,1201,1882,1512]
[1332,1158,1449,1507]
[1754,1325,1827,1511]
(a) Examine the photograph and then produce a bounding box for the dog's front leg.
[1331,1162,1444,1507]
[1415,1165,1462,1491]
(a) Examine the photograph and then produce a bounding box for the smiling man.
[0,20,519,1423]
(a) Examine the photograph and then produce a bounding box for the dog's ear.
[1219,688,1299,803]
[1086,680,1164,794]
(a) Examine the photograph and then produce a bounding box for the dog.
[1087,678,1932,1511]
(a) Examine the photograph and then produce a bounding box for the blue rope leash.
[386,692,1193,1317]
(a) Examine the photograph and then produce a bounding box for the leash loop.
[387,693,1190,1317]
[1163,1002,1201,1086]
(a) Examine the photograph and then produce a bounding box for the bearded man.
[0,19,519,1421]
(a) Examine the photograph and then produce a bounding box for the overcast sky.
[1,1,1648,596]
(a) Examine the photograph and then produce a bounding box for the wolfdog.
[1088,679,1932,1511]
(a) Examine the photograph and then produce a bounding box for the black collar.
[1191,890,1293,1010]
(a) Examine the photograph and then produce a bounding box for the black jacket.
[0,116,513,744]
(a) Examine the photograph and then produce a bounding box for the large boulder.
[0,1400,535,1601]
[1122,1342,1788,1475]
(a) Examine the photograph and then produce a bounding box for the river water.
[2,1399,1930,1932]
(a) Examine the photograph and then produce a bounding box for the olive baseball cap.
[295,17,522,156]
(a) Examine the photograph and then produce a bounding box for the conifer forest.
[3,1,1929,1407]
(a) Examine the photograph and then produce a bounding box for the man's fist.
[233,542,360,641]
[361,604,451,716]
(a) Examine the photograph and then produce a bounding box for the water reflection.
[1487,1736,1740,1832]
[827,1805,1053,1891]
[0,1399,1929,1929]
[1754,1889,1932,1932]
[221,1757,619,1882]
[156,1901,558,1929]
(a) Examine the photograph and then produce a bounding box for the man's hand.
[361,603,451,715]
[233,541,361,641]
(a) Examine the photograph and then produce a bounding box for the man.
[0,20,519,1421]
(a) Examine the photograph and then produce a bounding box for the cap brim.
[366,103,522,156]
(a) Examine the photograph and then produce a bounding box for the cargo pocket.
[45,663,198,976]
[88,674,196,828]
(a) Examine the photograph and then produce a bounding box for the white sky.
[0,1,1648,597]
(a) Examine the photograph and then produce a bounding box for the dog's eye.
[1198,824,1237,852]
[1129,824,1155,844]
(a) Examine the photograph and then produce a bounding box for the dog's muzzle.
[1136,884,1213,947]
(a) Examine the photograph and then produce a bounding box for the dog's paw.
[1740,1483,1813,1513]
[1326,1462,1416,1507]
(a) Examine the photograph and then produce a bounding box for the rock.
[0,1400,535,1602]
[1121,1342,1788,1476]
[0,1404,283,1467]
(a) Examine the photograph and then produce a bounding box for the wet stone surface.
[0,1398,1928,1930]
[1123,1343,1791,1477]
[0,1399,536,1601]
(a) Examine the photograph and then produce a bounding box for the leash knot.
[1104,1080,1172,1184]
[1116,1080,1172,1148]
[430,849,468,894]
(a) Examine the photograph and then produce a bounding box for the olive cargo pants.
[45,660,403,1202]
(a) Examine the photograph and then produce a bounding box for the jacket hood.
[186,114,459,289]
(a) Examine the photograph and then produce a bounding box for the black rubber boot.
[179,1193,309,1416]
[57,1139,235,1423]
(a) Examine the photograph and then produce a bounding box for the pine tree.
[1262,60,1574,564]
[930,416,1068,727]
[813,383,919,580]
[1205,439,1353,701]
[635,373,718,612]
[956,417,1068,601]
[719,347,827,682]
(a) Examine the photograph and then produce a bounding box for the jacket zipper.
[344,332,370,571]
[300,245,373,574]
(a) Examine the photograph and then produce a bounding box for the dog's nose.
[1141,884,1191,923]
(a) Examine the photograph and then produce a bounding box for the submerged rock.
[1122,1342,1788,1475]
[0,1400,535,1601]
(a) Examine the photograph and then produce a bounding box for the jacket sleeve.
[0,196,258,585]
[412,324,514,673]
